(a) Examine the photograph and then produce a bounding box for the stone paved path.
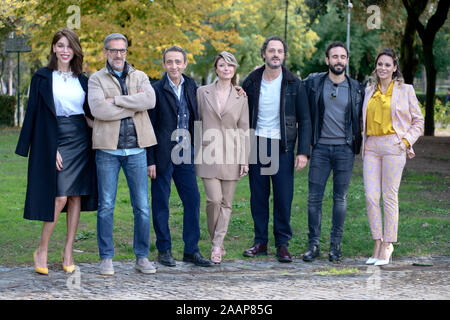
[1,256,448,300]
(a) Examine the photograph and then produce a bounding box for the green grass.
[0,127,449,266]
[315,267,361,276]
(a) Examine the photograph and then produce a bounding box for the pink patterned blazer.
[362,81,424,159]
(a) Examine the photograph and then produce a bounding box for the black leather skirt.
[56,114,93,197]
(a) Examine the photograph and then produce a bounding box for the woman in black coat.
[15,28,97,275]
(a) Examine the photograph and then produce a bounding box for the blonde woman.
[195,51,249,263]
[362,48,424,266]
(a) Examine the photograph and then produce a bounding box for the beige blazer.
[362,81,424,159]
[88,64,157,150]
[195,82,249,180]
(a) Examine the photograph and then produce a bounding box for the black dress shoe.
[276,244,292,263]
[243,243,268,257]
[302,244,320,262]
[158,250,176,267]
[183,252,214,267]
[329,243,342,263]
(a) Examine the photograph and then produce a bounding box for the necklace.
[58,69,73,82]
[215,82,232,113]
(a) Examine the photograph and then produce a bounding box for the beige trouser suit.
[195,82,249,249]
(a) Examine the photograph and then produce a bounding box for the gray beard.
[267,60,283,69]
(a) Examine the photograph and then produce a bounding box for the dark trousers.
[249,137,294,247]
[307,143,355,246]
[151,151,201,254]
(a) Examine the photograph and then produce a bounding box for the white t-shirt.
[52,71,85,117]
[256,71,282,139]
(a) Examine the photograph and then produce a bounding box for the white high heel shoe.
[365,257,378,265]
[375,244,394,266]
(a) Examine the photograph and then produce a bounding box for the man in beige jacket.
[88,33,157,276]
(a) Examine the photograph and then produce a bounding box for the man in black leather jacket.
[242,36,311,263]
[302,42,364,263]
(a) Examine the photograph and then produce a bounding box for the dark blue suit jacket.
[146,73,198,174]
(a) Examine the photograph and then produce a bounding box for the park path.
[0,256,448,300]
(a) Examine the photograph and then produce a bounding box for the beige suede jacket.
[88,64,157,150]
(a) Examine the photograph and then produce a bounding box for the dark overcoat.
[146,73,199,174]
[15,67,97,222]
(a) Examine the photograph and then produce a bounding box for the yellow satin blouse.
[366,81,409,148]
[366,81,395,135]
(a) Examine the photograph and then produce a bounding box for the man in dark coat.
[146,46,213,267]
[15,67,97,222]
[241,36,312,263]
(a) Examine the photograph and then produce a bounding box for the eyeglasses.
[331,84,339,99]
[107,48,127,55]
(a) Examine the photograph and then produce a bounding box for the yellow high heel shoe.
[62,251,75,274]
[33,250,48,275]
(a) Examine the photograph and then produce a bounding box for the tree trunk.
[9,58,14,96]
[421,65,426,92]
[400,18,419,85]
[423,43,436,136]
[402,0,450,136]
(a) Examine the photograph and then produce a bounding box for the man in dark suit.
[147,46,213,267]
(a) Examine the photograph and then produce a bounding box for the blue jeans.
[307,144,355,246]
[96,150,151,259]
[249,137,294,247]
[151,151,200,254]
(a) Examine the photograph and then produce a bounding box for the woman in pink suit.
[362,49,424,266]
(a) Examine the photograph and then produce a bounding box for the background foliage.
[0,95,15,126]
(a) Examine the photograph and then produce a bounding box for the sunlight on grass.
[315,267,360,276]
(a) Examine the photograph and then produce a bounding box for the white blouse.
[52,71,85,117]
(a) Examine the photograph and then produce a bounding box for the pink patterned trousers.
[363,134,406,242]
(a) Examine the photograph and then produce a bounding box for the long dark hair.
[370,48,404,89]
[47,28,83,76]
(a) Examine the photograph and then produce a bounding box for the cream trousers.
[202,178,238,248]
[363,134,406,242]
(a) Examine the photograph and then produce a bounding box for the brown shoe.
[243,243,268,257]
[276,244,292,263]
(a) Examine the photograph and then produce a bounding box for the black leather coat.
[303,72,364,154]
[242,65,311,156]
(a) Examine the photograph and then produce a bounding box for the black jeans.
[249,137,294,247]
[307,143,355,246]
